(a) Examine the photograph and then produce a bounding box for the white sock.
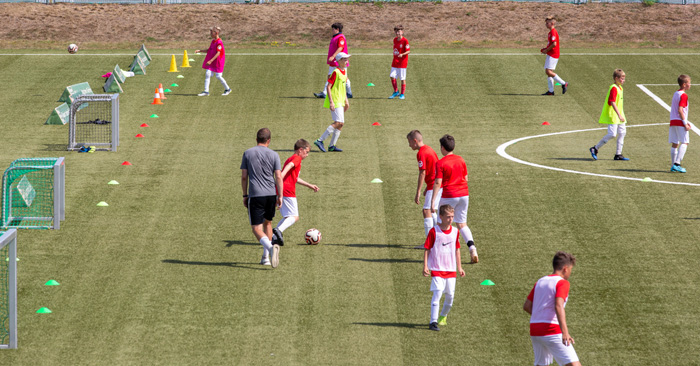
[330,128,341,147]
[547,77,554,92]
[322,81,329,95]
[671,147,679,165]
[260,236,273,252]
[423,218,433,237]
[553,74,565,85]
[431,212,438,227]
[678,144,688,164]
[204,70,212,92]
[276,216,295,232]
[215,72,230,90]
[440,292,454,317]
[262,247,269,259]
[430,290,443,323]
[459,226,474,243]
[319,125,334,142]
[346,79,352,94]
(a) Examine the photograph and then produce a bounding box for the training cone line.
[122,161,132,166]
[372,122,381,126]
[140,123,149,127]
[642,177,653,182]
[158,84,167,100]
[164,88,172,93]
[135,134,144,138]
[177,75,184,79]
[108,180,119,185]
[150,114,159,118]
[481,279,496,286]
[168,54,178,72]
[371,178,383,183]
[542,121,550,126]
[97,201,109,207]
[45,280,60,286]
[36,307,52,314]
[367,83,375,86]
[181,50,191,67]
[151,88,164,105]
[170,83,179,87]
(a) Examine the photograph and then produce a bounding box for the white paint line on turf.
[637,83,700,136]
[496,123,700,187]
[3,52,700,57]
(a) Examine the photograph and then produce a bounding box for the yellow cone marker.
[181,50,191,67]
[168,55,178,72]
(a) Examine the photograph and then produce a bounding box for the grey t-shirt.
[240,145,281,197]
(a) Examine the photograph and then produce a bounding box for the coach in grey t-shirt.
[241,128,283,268]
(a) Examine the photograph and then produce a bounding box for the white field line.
[3,52,700,57]
[637,83,700,136]
[496,123,700,187]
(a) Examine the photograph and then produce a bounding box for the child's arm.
[610,101,626,123]
[523,299,533,315]
[414,170,426,205]
[455,248,465,277]
[423,250,430,276]
[679,104,691,131]
[297,178,319,192]
[206,51,221,65]
[555,297,575,346]
[344,96,350,111]
[430,178,442,213]
[540,42,555,54]
[280,161,295,180]
[326,83,334,110]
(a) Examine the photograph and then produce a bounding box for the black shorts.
[248,195,276,226]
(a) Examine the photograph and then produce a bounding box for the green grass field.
[2,48,700,365]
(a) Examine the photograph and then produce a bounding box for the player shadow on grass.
[348,257,421,263]
[223,240,259,247]
[488,93,544,97]
[274,149,321,153]
[608,168,669,173]
[352,322,425,329]
[324,243,413,249]
[169,93,202,97]
[162,259,267,270]
[547,157,594,162]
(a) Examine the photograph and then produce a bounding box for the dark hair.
[678,74,691,87]
[439,134,455,152]
[294,139,310,151]
[256,128,271,143]
[394,25,404,32]
[332,23,343,33]
[439,204,454,216]
[406,130,422,141]
[552,251,576,271]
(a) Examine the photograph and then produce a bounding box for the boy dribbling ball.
[669,74,692,173]
[423,204,466,332]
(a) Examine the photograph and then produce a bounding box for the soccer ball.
[68,44,78,54]
[305,228,321,245]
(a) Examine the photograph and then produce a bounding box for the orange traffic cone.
[151,88,163,105]
[158,83,167,100]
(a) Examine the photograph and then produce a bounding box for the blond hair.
[210,26,221,33]
[545,16,556,24]
[613,69,625,80]
[678,74,691,87]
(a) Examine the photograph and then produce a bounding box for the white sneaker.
[271,244,280,268]
[469,246,479,264]
[260,256,271,266]
[222,89,231,96]
[198,91,209,97]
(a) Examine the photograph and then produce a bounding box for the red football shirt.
[282,154,302,197]
[547,28,560,59]
[435,154,469,198]
[392,37,410,68]
[327,68,346,88]
[417,145,438,192]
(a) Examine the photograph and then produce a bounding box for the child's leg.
[552,73,566,86]
[547,77,554,93]
[330,122,343,146]
[671,143,679,164]
[440,278,456,318]
[204,69,212,92]
[391,78,398,92]
[276,216,298,232]
[615,124,627,155]
[401,80,406,95]
[595,125,617,150]
[214,72,230,90]
[678,143,688,164]
[318,125,335,142]
[430,289,443,324]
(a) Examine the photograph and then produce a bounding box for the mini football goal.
[68,94,120,152]
[1,158,65,230]
[0,229,17,350]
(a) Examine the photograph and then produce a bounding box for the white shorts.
[531,334,579,366]
[280,197,299,217]
[423,189,443,210]
[669,126,690,144]
[430,276,456,295]
[330,106,345,123]
[439,196,469,224]
[544,56,559,70]
[327,66,335,75]
[389,67,407,81]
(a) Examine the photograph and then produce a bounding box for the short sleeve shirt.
[417,145,438,192]
[392,37,410,68]
[670,90,689,127]
[527,274,570,336]
[547,28,560,59]
[240,145,281,197]
[204,38,226,73]
[327,33,348,67]
[282,154,302,198]
[435,154,469,198]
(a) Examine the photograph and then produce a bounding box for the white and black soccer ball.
[305,228,321,245]
[68,44,78,54]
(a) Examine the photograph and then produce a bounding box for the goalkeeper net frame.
[68,94,120,152]
[0,229,17,349]
[1,158,65,230]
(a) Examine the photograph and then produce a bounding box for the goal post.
[1,158,65,230]
[0,229,17,350]
[68,94,120,152]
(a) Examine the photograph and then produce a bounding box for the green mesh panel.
[0,237,8,345]
[2,158,59,229]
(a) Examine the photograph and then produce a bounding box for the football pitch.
[2,48,700,365]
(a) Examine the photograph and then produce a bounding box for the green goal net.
[1,158,65,230]
[0,229,17,349]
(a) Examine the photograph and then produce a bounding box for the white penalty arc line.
[496,123,700,187]
[636,83,700,136]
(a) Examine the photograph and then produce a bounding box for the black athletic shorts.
[248,195,276,226]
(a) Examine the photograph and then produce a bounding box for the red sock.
[401,84,406,94]
[391,79,398,92]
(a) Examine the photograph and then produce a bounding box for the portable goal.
[1,158,65,230]
[0,229,17,350]
[68,94,120,152]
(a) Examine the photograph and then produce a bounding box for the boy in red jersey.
[669,74,692,173]
[195,26,231,97]
[540,16,568,96]
[314,23,352,99]
[429,134,478,263]
[523,251,581,366]
[407,130,440,237]
[389,25,410,100]
[423,204,466,332]
[262,139,319,265]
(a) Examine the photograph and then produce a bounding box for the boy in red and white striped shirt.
[423,204,465,331]
[523,251,581,366]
